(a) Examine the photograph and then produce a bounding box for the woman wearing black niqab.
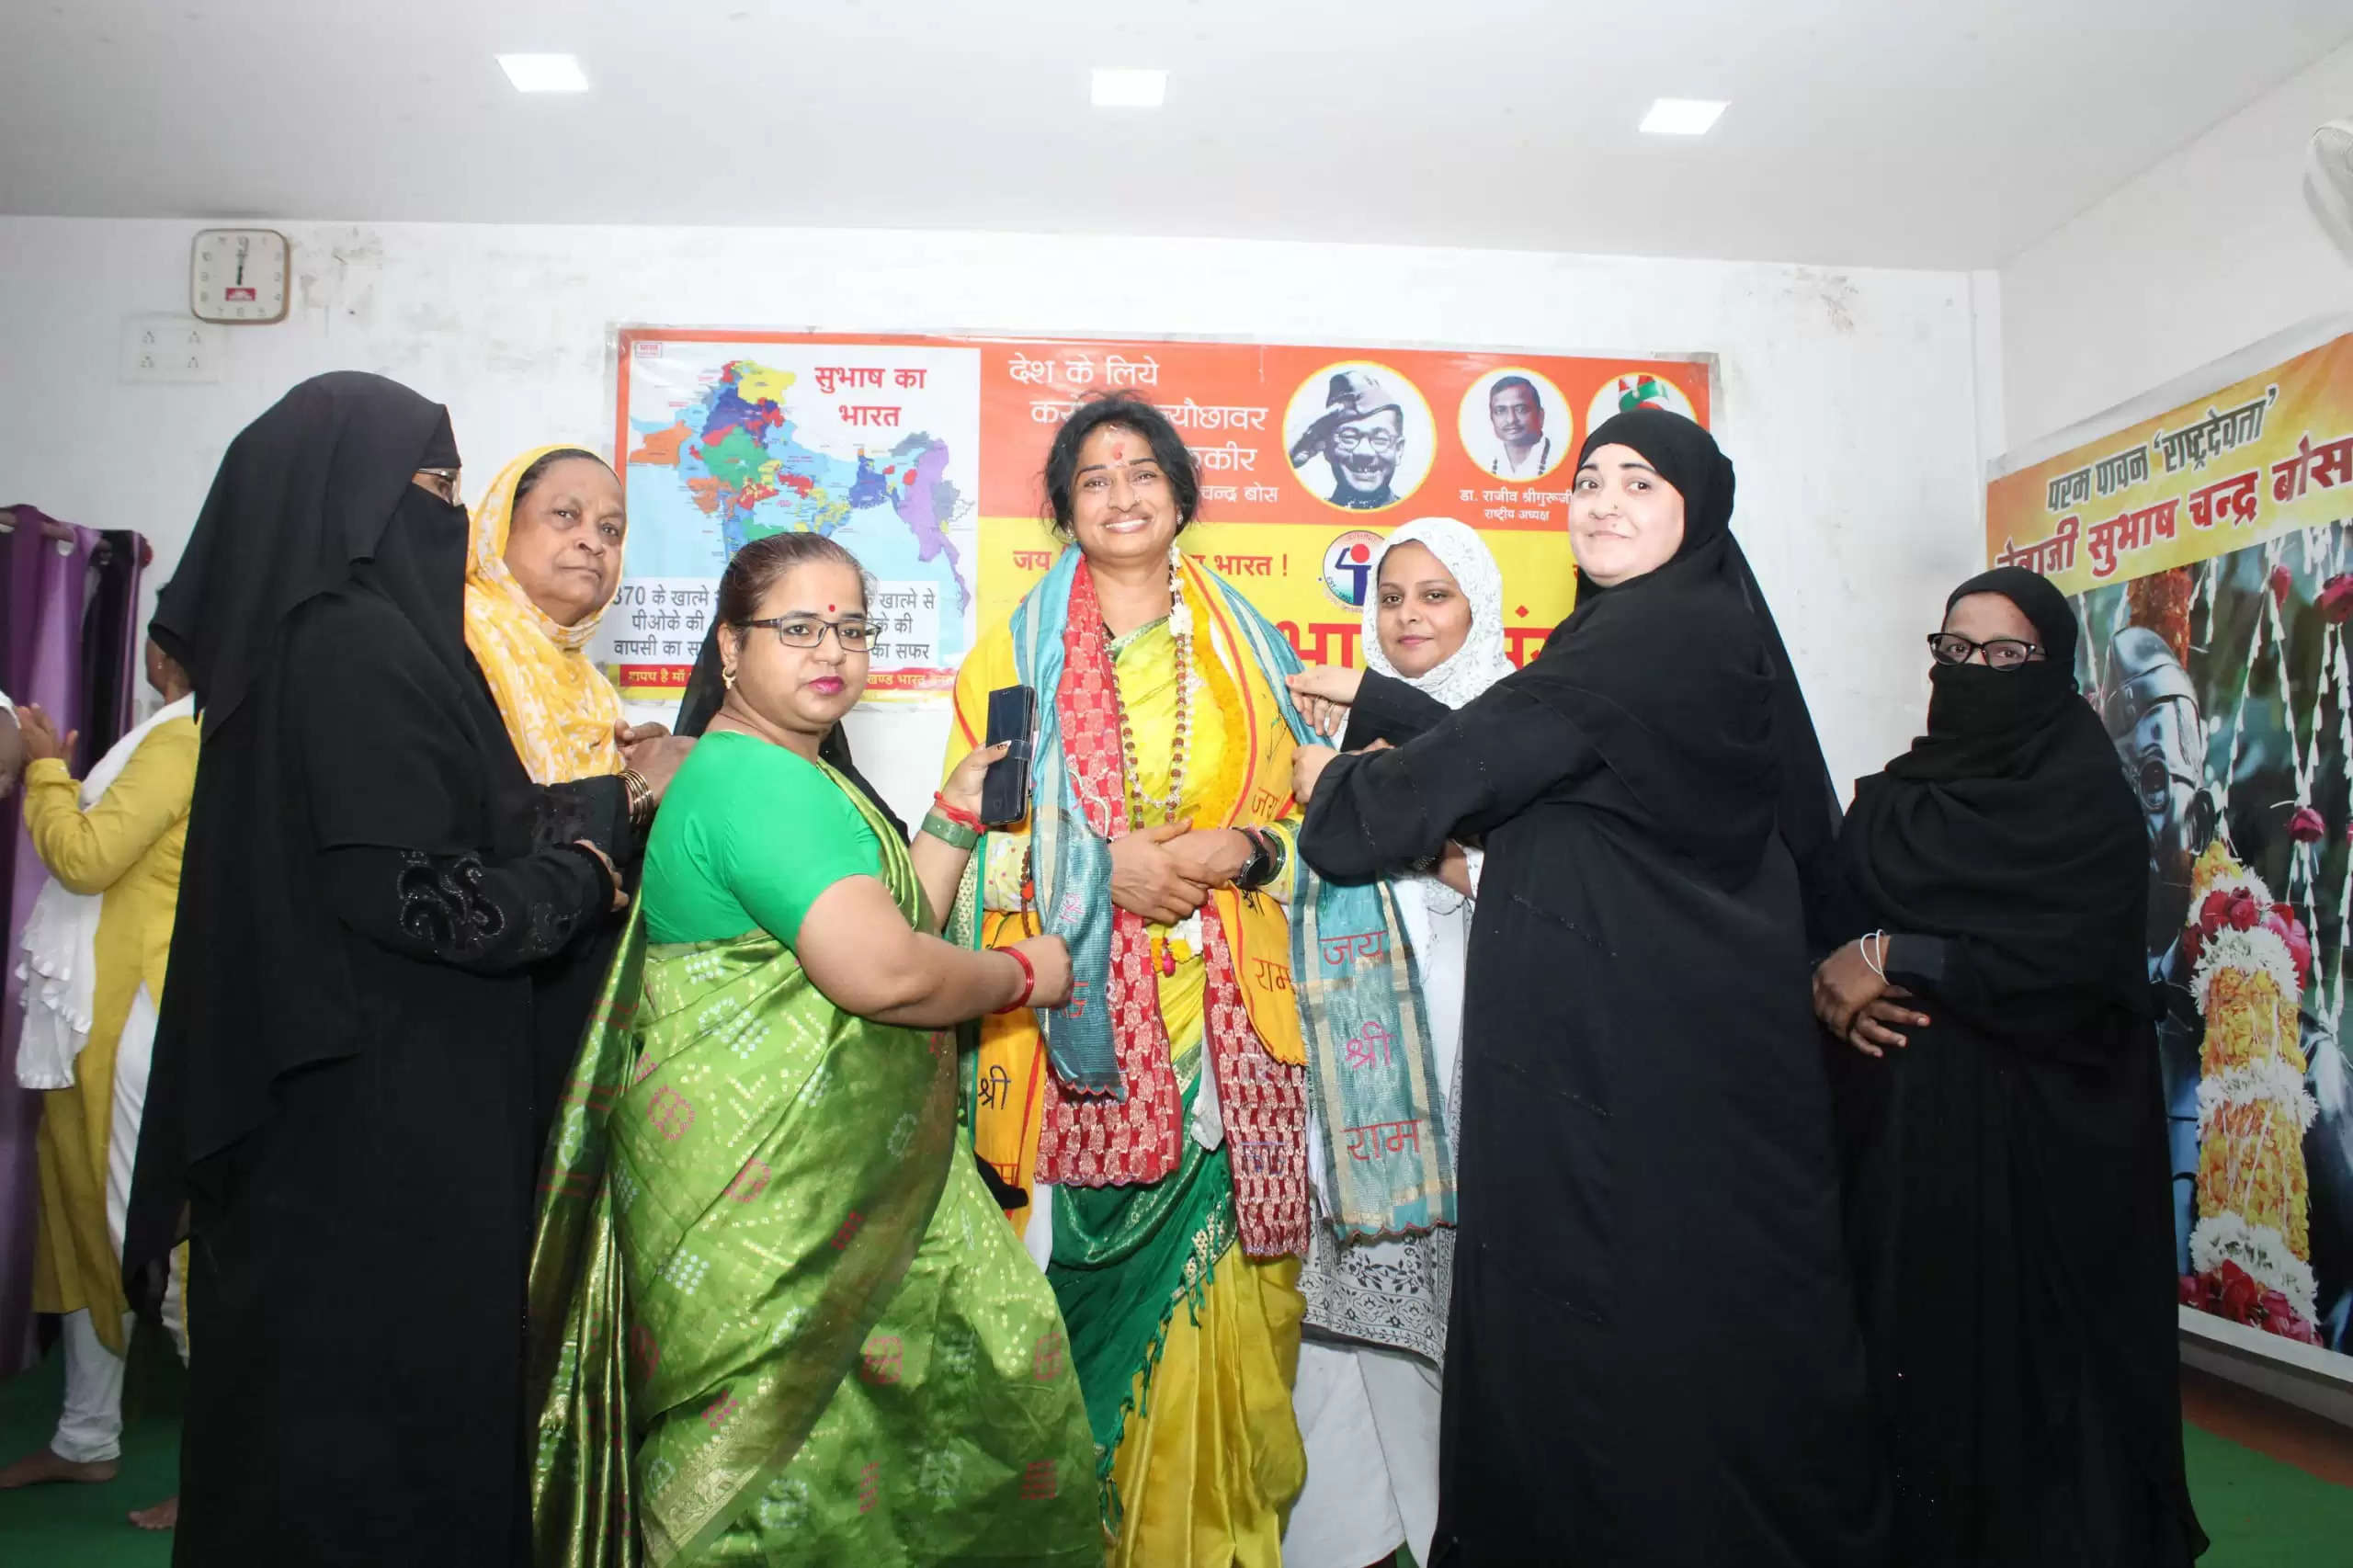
[1295,409,1885,1566]
[125,372,637,1565]
[1814,567,2207,1566]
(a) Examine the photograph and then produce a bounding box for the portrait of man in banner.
[1460,368,1572,483]
[1285,363,1435,513]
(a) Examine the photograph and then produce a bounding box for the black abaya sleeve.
[281,593,621,974]
[1341,669,1455,750]
[531,777,635,861]
[1884,931,2131,1059]
[1302,684,1601,881]
[317,844,612,973]
[1883,935,1957,994]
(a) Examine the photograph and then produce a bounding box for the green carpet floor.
[0,1342,2347,1564]
[0,1336,179,1566]
[2178,1417,2353,1564]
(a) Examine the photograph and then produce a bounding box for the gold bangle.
[620,767,654,829]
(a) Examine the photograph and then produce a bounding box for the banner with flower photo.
[1986,317,2353,1365]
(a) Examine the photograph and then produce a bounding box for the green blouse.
[639,730,882,946]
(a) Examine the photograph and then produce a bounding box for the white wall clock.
[190,228,290,324]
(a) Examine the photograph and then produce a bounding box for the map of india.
[610,344,983,701]
[627,359,972,611]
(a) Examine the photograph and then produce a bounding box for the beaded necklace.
[1109,546,1199,975]
[1114,546,1191,828]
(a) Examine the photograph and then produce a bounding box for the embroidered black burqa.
[1301,410,1885,1566]
[127,373,631,1566]
[1830,566,2206,1566]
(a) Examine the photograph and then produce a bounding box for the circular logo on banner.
[1321,529,1388,608]
[1587,369,1697,432]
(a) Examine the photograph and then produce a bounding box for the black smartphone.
[980,684,1038,828]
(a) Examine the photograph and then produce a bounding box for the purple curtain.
[0,506,103,1377]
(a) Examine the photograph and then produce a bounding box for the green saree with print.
[526,764,1101,1565]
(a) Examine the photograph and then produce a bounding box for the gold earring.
[722,666,738,690]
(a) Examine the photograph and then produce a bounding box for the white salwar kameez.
[1286,518,1509,1568]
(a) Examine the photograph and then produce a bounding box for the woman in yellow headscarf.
[466,445,690,1151]
[467,444,652,785]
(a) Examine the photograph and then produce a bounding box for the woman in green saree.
[529,531,1101,1565]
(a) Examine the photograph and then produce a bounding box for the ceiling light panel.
[1640,98,1726,136]
[498,54,590,94]
[1091,68,1167,108]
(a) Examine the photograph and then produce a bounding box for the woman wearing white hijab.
[1281,517,1515,1568]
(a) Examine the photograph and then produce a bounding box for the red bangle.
[932,791,985,832]
[994,946,1037,1014]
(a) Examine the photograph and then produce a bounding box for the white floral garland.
[2188,923,2301,1013]
[2188,1210,2320,1324]
[2196,1057,2320,1134]
[2182,853,2321,1333]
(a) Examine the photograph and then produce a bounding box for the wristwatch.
[1236,826,1283,892]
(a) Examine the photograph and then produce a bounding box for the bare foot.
[0,1445,119,1488]
[129,1494,179,1530]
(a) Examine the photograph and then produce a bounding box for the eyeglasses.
[1927,632,2043,670]
[741,615,875,652]
[414,468,461,504]
[1330,427,1399,455]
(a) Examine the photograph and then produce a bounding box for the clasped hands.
[1107,663,1392,924]
[13,703,75,767]
[1109,821,1255,925]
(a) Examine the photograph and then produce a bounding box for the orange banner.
[606,328,1711,701]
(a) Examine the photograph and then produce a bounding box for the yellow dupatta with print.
[465,444,628,784]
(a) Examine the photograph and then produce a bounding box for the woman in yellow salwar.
[529,530,1099,1566]
[946,394,1451,1564]
[4,642,196,1533]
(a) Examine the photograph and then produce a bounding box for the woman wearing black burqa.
[1291,409,1885,1566]
[123,372,654,1565]
[1813,566,2207,1566]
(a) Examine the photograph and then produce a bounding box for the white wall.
[2001,39,2353,452]
[0,216,1992,818]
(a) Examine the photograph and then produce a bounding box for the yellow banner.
[1985,331,2353,590]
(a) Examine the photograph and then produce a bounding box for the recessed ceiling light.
[497,53,590,94]
[1091,68,1167,108]
[1640,98,1726,136]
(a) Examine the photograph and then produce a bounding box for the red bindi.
[826,604,835,612]
[1112,441,1127,461]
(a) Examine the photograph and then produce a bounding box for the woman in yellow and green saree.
[945,395,1449,1565]
[529,530,1100,1566]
